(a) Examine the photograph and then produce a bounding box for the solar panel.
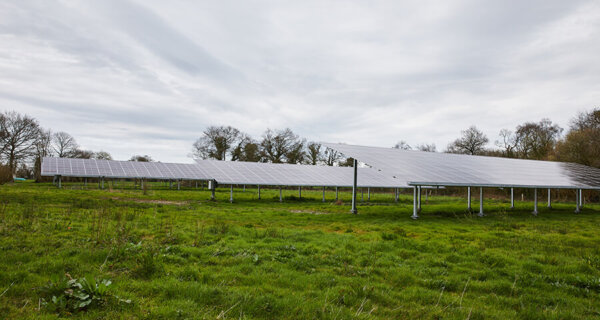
[322,143,600,189]
[41,157,212,181]
[193,159,403,188]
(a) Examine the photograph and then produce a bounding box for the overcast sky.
[1,0,599,163]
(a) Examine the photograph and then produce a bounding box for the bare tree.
[393,141,412,150]
[416,143,437,152]
[52,131,79,157]
[446,126,488,155]
[33,129,52,181]
[94,151,113,160]
[192,126,241,160]
[0,111,41,174]
[495,129,517,158]
[306,142,322,165]
[130,154,153,162]
[259,128,300,163]
[324,148,342,166]
[70,149,94,159]
[557,108,600,167]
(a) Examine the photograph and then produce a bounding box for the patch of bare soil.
[111,197,189,205]
[290,210,331,215]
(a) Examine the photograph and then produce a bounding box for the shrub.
[40,273,130,314]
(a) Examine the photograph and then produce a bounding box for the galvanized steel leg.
[322,187,325,202]
[177,180,181,190]
[258,185,261,199]
[395,188,399,203]
[84,177,87,187]
[58,176,62,189]
[230,185,233,203]
[532,188,538,216]
[510,187,514,209]
[101,177,104,190]
[367,187,370,201]
[351,159,358,214]
[575,189,580,213]
[425,190,428,202]
[547,188,552,208]
[579,189,583,207]
[361,188,364,202]
[141,179,144,190]
[467,187,472,212]
[211,186,215,201]
[195,181,198,189]
[299,186,301,199]
[411,186,419,219]
[478,187,484,217]
[335,187,338,201]
[279,187,282,203]
[169,180,172,189]
[417,186,422,212]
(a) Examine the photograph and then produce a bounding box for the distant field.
[1,181,599,319]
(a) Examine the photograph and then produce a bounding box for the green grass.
[1,181,600,319]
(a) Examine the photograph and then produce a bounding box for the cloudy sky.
[1,0,599,163]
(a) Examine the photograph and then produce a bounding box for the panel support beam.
[351,159,358,214]
[411,186,419,219]
[510,188,514,209]
[478,187,484,217]
[417,186,422,212]
[532,188,538,216]
[467,187,471,212]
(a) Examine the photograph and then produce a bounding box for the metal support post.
[229,185,233,203]
[177,180,180,190]
[141,179,144,190]
[279,187,282,203]
[243,185,246,192]
[322,187,326,202]
[211,185,215,201]
[478,187,484,217]
[101,177,104,190]
[579,189,583,207]
[299,186,302,199]
[258,185,261,199]
[532,188,538,216]
[57,176,62,189]
[84,177,87,187]
[395,188,399,203]
[351,159,358,214]
[547,188,551,208]
[335,187,338,200]
[367,187,370,201]
[411,186,419,219]
[575,189,581,213]
[510,187,514,209]
[467,187,471,212]
[169,180,172,189]
[361,188,363,202]
[417,186,422,212]
[195,181,198,189]
[425,190,429,202]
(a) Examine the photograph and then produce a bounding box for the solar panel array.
[41,157,405,188]
[41,157,211,180]
[193,159,402,188]
[322,143,600,189]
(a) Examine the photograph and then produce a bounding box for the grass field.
[1,181,599,319]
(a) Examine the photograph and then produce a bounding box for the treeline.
[1,107,599,182]
[0,111,153,181]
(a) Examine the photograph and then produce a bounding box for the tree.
[338,157,355,167]
[495,129,517,158]
[259,128,301,163]
[192,126,241,160]
[416,143,437,152]
[514,119,562,160]
[71,149,94,159]
[34,129,52,181]
[94,151,113,160]
[557,108,600,167]
[306,142,322,165]
[52,131,79,158]
[130,155,153,162]
[324,148,342,166]
[446,126,488,155]
[0,111,41,174]
[285,138,306,164]
[230,135,260,162]
[393,141,412,150]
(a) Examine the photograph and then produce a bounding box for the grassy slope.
[0,181,599,319]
